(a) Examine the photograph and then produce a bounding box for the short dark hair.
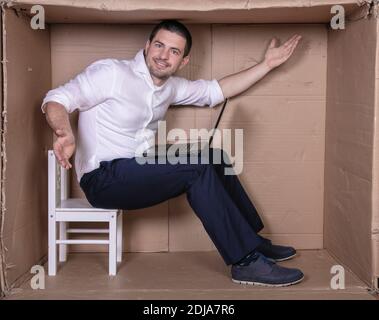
[149,20,192,57]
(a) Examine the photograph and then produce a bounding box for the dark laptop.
[143,98,229,157]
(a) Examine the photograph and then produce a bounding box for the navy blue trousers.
[80,148,264,265]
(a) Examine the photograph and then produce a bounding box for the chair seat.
[57,198,118,212]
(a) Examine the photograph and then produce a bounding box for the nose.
[158,48,169,60]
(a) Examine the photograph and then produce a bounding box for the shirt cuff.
[209,79,225,108]
[41,94,71,114]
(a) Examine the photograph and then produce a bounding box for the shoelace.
[255,252,275,267]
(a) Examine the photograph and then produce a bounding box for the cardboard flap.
[7,0,364,23]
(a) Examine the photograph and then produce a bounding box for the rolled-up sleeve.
[41,59,116,114]
[171,77,225,108]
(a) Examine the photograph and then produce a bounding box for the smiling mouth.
[154,59,169,69]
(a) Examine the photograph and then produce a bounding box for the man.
[42,20,303,287]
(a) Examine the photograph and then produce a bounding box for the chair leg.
[48,214,57,276]
[109,213,117,276]
[59,222,67,262]
[117,211,123,263]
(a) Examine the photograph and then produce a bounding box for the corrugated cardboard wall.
[50,23,327,253]
[324,15,377,285]
[3,10,51,285]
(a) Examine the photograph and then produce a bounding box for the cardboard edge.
[7,0,364,12]
[372,13,379,292]
[0,2,9,298]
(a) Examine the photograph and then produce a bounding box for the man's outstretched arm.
[218,34,302,99]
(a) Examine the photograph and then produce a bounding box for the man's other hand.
[53,129,76,169]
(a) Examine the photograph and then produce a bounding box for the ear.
[144,40,151,54]
[178,55,190,70]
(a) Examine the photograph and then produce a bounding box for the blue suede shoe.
[231,252,304,287]
[256,237,297,262]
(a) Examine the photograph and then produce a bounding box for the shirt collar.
[132,49,150,75]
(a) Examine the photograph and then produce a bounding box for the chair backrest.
[48,150,69,212]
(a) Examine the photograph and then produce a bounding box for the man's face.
[144,29,190,85]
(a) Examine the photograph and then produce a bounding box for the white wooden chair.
[48,150,123,276]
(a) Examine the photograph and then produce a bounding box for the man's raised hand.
[263,34,302,70]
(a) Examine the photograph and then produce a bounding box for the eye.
[154,43,162,48]
[172,49,179,56]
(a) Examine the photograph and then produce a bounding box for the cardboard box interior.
[0,0,378,291]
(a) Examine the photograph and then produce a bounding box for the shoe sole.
[267,253,297,263]
[231,275,304,288]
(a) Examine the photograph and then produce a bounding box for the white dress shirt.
[41,49,225,182]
